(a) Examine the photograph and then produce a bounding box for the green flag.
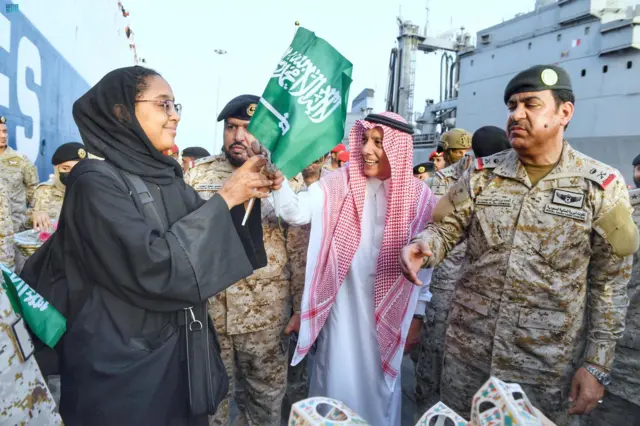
[1,264,66,348]
[248,27,353,179]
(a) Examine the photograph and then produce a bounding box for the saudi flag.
[248,27,353,179]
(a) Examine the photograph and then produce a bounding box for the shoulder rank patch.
[581,165,618,189]
[552,189,585,209]
[193,155,217,167]
[476,153,505,171]
[438,167,455,178]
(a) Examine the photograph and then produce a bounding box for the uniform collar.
[0,146,17,158]
[493,141,570,188]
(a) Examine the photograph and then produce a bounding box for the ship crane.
[385,15,471,149]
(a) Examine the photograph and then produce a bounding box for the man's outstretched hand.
[400,240,433,286]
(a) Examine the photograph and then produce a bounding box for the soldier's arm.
[413,171,475,268]
[23,160,39,205]
[587,179,639,370]
[285,224,308,313]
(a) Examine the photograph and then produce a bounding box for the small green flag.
[248,27,353,179]
[1,264,66,348]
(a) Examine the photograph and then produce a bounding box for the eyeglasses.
[135,99,182,117]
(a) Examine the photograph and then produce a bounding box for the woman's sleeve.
[64,171,254,311]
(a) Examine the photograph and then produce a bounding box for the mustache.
[508,121,529,131]
[226,142,246,153]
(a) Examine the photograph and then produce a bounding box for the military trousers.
[209,327,289,426]
[414,287,455,417]
[282,334,310,419]
[440,352,584,426]
[583,392,640,426]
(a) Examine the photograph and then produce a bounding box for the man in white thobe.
[273,112,436,426]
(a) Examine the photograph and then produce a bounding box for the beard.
[634,176,640,188]
[223,143,247,168]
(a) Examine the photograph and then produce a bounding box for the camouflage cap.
[441,128,472,151]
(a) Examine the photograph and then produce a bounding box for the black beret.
[633,153,640,167]
[181,147,210,159]
[472,126,511,158]
[413,162,435,175]
[504,64,572,104]
[217,94,260,122]
[51,142,86,165]
[0,116,6,124]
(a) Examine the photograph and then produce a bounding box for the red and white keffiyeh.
[295,112,435,385]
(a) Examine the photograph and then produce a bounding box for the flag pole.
[242,20,301,227]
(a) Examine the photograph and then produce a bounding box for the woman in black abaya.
[24,66,280,426]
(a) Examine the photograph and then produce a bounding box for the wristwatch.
[584,364,611,386]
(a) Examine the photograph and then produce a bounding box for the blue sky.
[126,0,531,153]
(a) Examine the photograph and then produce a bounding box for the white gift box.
[415,401,469,426]
[288,397,370,425]
[470,377,542,426]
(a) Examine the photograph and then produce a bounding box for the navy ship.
[0,0,138,179]
[387,0,640,184]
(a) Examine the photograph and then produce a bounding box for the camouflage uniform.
[32,178,65,222]
[282,174,311,418]
[185,155,303,426]
[413,144,636,425]
[0,276,61,424]
[585,187,640,426]
[415,155,471,414]
[0,181,14,269]
[0,146,39,232]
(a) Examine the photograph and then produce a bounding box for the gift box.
[288,397,370,425]
[470,377,541,426]
[415,401,468,426]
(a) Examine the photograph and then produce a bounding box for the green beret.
[504,64,572,104]
[51,142,86,165]
[217,94,260,122]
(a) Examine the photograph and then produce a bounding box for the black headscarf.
[472,125,512,158]
[72,66,182,185]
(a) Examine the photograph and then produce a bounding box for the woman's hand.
[218,156,273,209]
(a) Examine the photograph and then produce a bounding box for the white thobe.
[274,178,432,426]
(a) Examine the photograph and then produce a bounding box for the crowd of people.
[0,62,639,426]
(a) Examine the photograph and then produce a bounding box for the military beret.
[337,151,349,163]
[413,162,435,175]
[429,151,444,161]
[633,153,640,166]
[504,64,572,104]
[472,126,511,158]
[0,116,6,124]
[181,147,210,159]
[441,128,472,151]
[332,143,346,153]
[217,94,260,122]
[162,144,179,156]
[51,142,86,165]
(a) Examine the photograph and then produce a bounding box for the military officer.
[414,125,511,415]
[0,181,14,270]
[430,150,446,171]
[401,64,638,425]
[585,157,640,425]
[181,146,210,172]
[0,116,39,233]
[441,128,472,167]
[185,94,302,426]
[413,162,435,181]
[31,142,86,231]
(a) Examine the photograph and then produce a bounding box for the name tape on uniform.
[544,204,587,221]
[194,183,223,192]
[476,195,513,208]
[552,189,585,209]
[432,185,446,196]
